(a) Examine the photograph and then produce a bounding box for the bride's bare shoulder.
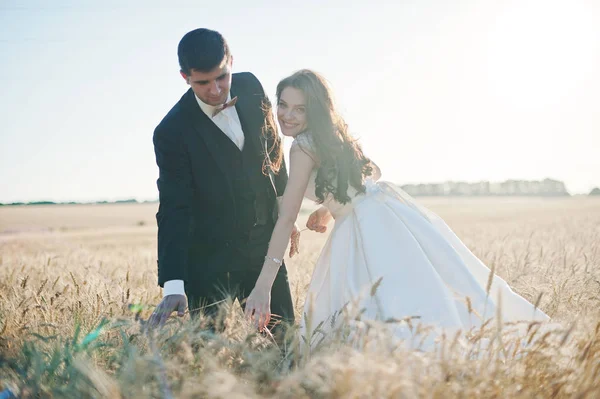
[291,133,318,162]
[292,132,314,149]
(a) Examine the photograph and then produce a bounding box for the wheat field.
[1,197,599,398]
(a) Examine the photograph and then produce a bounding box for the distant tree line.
[1,181,599,206]
[400,178,574,197]
[0,199,158,206]
[400,179,600,197]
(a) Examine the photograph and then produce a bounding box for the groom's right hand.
[306,206,332,233]
[148,294,187,328]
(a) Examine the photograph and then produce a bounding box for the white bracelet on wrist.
[265,256,282,265]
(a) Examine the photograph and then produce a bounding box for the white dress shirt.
[163,92,246,298]
[197,93,245,150]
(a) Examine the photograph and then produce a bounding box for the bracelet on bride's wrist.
[265,256,282,266]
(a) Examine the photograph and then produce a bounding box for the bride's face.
[277,87,307,137]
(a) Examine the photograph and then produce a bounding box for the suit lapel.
[230,83,266,156]
[182,89,233,184]
[230,77,277,199]
[181,77,270,197]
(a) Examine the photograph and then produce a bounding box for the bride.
[244,69,549,347]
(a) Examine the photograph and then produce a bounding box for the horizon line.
[1,178,598,204]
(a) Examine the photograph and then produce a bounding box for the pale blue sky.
[1,0,599,202]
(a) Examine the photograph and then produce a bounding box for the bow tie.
[212,96,238,117]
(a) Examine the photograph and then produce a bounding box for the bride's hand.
[244,284,272,331]
[306,206,332,233]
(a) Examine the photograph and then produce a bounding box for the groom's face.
[181,57,232,106]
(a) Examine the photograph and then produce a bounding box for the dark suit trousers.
[185,225,295,338]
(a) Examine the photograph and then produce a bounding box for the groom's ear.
[180,71,189,84]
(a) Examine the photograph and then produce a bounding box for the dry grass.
[1,197,599,398]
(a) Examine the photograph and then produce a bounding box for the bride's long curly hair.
[264,69,374,204]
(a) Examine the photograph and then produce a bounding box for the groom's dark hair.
[177,28,231,75]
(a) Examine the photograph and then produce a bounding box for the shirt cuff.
[163,279,185,297]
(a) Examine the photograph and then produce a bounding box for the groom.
[148,28,296,334]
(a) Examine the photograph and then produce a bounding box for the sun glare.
[485,0,597,111]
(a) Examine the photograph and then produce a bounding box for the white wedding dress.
[294,134,550,349]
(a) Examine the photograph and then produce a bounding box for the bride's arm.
[261,144,315,272]
[245,143,316,327]
[275,196,285,215]
[275,196,301,255]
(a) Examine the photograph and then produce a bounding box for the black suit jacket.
[153,72,287,287]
